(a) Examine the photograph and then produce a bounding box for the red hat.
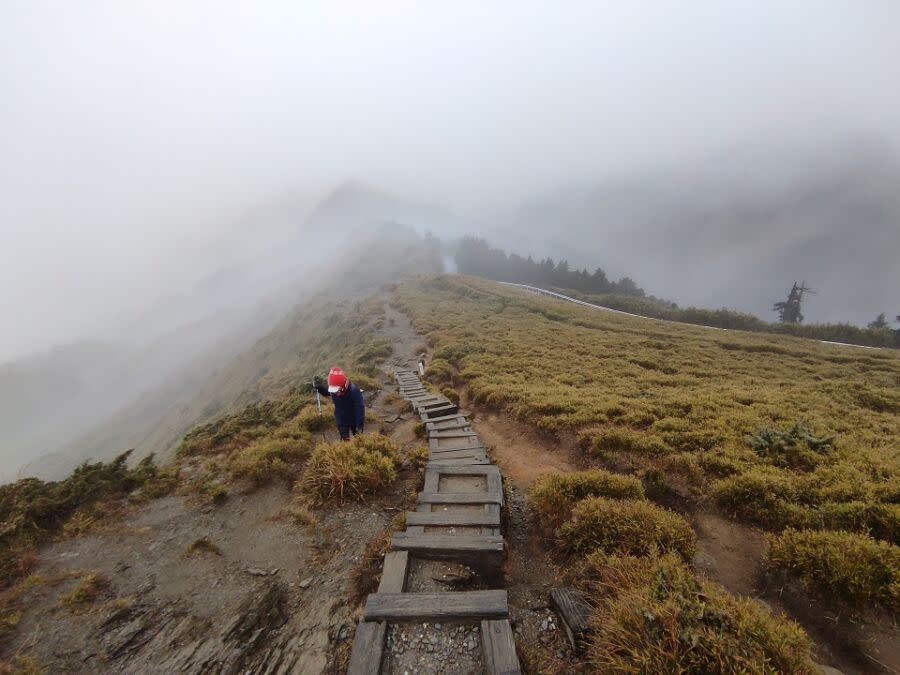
[327,367,349,393]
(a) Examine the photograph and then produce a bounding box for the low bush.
[529,469,645,535]
[299,434,399,503]
[296,405,331,433]
[558,497,696,560]
[58,573,108,610]
[441,388,460,405]
[226,436,312,485]
[766,529,900,610]
[0,452,168,591]
[747,422,834,471]
[426,358,455,385]
[588,427,669,457]
[407,445,428,469]
[582,552,815,673]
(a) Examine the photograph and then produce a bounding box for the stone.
[299,577,312,589]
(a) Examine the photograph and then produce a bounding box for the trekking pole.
[313,378,322,415]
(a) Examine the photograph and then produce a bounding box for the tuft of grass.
[529,469,645,535]
[582,552,815,674]
[288,499,319,531]
[412,422,426,438]
[406,445,428,469]
[296,405,331,433]
[558,497,696,560]
[588,427,669,458]
[226,435,312,485]
[766,528,900,610]
[58,573,108,611]
[348,528,392,605]
[185,537,222,557]
[299,433,399,503]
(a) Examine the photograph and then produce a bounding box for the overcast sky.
[2,1,899,361]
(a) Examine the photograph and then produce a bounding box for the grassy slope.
[396,275,900,614]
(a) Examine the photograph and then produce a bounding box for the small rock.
[299,577,312,589]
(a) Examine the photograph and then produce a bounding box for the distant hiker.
[313,367,365,440]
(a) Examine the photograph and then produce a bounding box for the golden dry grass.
[396,276,899,545]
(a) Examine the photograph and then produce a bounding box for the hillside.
[2,180,452,483]
[2,273,899,674]
[395,275,900,672]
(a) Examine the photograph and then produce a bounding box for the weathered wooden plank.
[426,464,500,476]
[429,437,484,452]
[428,444,486,455]
[428,429,481,438]
[363,590,508,622]
[483,503,502,536]
[347,621,386,675]
[550,587,593,652]
[418,491,502,505]
[481,619,522,675]
[421,405,459,419]
[427,419,472,432]
[426,449,487,461]
[391,532,503,553]
[377,551,409,593]
[487,472,504,507]
[423,412,470,423]
[419,399,453,410]
[406,511,501,527]
[426,458,492,467]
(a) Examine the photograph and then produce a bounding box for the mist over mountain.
[503,140,900,324]
[2,183,447,483]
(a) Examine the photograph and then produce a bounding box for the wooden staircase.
[347,369,522,674]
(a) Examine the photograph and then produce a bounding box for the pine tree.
[773,282,812,324]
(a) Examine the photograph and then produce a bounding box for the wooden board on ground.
[424,412,470,423]
[428,448,487,462]
[550,587,592,652]
[347,621,386,675]
[363,590,508,622]
[418,491,502,505]
[426,464,500,476]
[406,511,501,527]
[428,429,481,439]
[481,619,522,675]
[421,404,459,419]
[427,419,472,432]
[429,437,484,452]
[426,458,492,467]
[377,551,409,593]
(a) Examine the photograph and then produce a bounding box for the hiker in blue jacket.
[313,366,365,440]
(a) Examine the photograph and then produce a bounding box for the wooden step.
[421,404,459,419]
[551,587,592,652]
[430,437,484,452]
[481,619,522,675]
[377,551,409,593]
[427,449,487,461]
[406,510,501,527]
[426,465,500,476]
[429,429,481,439]
[391,532,504,568]
[428,419,472,432]
[418,491,502,505]
[425,412,470,423]
[363,590,508,622]
[426,458,492,467]
[347,621,386,675]
[418,398,453,409]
